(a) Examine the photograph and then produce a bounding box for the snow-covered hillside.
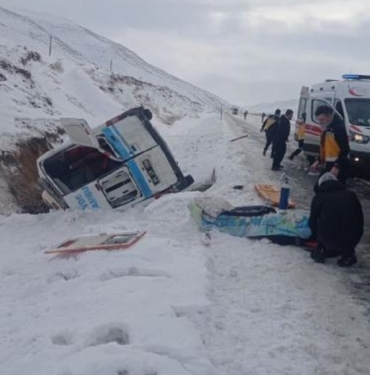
[0,6,229,214]
[0,6,228,146]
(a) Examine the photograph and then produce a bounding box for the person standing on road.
[288,113,306,161]
[244,110,248,120]
[310,106,350,185]
[261,112,266,123]
[309,172,363,267]
[261,109,281,157]
[271,109,293,171]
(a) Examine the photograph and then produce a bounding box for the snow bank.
[0,196,213,375]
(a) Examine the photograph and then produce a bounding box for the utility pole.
[49,35,52,56]
[220,106,223,120]
[110,59,113,73]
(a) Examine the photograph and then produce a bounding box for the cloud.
[109,0,370,105]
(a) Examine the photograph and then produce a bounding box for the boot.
[311,247,325,263]
[337,254,357,267]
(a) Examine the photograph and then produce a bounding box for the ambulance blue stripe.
[112,126,133,155]
[102,127,131,160]
[102,127,152,199]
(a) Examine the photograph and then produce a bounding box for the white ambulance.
[296,74,370,168]
[37,107,194,210]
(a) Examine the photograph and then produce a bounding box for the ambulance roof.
[310,74,370,98]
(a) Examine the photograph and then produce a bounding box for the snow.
[0,4,231,213]
[2,112,370,375]
[0,206,211,375]
[0,5,228,145]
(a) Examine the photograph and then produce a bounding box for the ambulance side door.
[304,94,335,157]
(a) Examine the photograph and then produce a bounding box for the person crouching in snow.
[308,172,364,267]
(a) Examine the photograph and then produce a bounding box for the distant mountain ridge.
[248,99,299,115]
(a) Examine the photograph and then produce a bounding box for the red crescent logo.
[349,88,365,96]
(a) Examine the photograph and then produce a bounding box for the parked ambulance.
[37,107,194,210]
[296,74,370,169]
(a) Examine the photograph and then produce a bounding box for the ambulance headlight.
[350,130,370,144]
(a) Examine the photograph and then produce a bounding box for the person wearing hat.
[308,172,363,267]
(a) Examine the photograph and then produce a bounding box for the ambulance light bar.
[342,74,370,80]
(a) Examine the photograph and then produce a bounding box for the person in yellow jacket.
[310,106,350,185]
[260,108,281,157]
[288,113,306,161]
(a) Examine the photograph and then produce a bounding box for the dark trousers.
[263,132,274,154]
[289,140,304,160]
[272,142,286,169]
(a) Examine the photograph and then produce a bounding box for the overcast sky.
[1,0,370,106]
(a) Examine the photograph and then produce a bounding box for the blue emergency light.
[342,74,370,80]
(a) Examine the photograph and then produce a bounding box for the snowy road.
[1,113,370,375]
[183,113,370,375]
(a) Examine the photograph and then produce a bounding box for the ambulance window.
[345,98,370,126]
[297,98,307,120]
[335,101,345,120]
[311,99,328,124]
[324,97,334,105]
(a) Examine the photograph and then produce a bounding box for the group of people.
[260,106,364,267]
[260,108,293,171]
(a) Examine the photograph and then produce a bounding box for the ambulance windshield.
[345,98,370,126]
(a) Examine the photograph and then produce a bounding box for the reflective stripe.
[322,132,341,162]
[297,123,305,140]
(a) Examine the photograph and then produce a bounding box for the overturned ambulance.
[37,107,194,210]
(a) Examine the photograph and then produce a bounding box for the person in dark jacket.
[271,109,293,170]
[309,172,364,267]
[260,109,281,157]
[310,106,350,185]
[261,112,266,123]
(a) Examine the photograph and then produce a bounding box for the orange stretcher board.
[254,184,295,209]
[45,231,146,255]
